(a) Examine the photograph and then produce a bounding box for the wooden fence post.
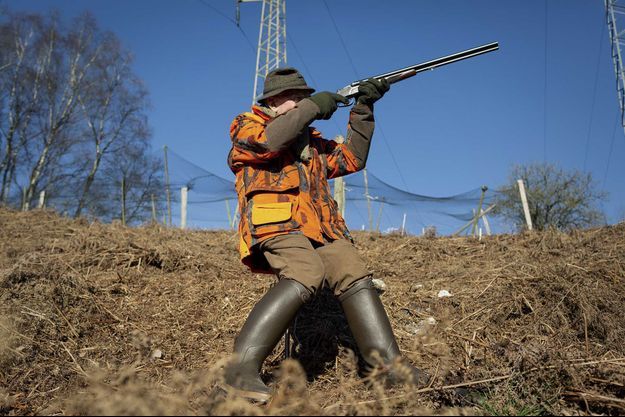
[164,145,172,226]
[375,200,384,232]
[481,209,492,235]
[181,186,188,229]
[225,199,232,230]
[363,168,373,231]
[471,186,488,236]
[401,213,407,236]
[151,194,157,223]
[231,202,240,230]
[333,135,346,218]
[517,179,533,231]
[121,177,126,226]
[453,204,497,236]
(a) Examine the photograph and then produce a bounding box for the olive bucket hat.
[257,67,315,103]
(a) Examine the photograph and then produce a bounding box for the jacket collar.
[251,105,276,121]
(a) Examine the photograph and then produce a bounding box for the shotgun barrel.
[336,42,499,99]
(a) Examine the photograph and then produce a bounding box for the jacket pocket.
[252,202,292,226]
[247,192,300,238]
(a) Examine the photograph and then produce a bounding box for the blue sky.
[3,0,624,234]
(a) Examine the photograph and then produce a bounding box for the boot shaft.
[338,278,401,366]
[234,278,311,365]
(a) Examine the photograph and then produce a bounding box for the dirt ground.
[0,207,624,416]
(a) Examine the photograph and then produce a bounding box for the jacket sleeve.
[264,99,319,152]
[229,100,319,168]
[319,103,375,179]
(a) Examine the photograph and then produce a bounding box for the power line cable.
[602,113,619,190]
[196,0,235,24]
[320,0,360,77]
[583,20,606,172]
[286,32,348,141]
[195,0,256,54]
[286,32,319,88]
[320,0,425,227]
[543,0,549,162]
[289,25,410,231]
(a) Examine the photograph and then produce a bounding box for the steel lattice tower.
[237,0,287,104]
[606,0,625,131]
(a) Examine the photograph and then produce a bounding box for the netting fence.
[164,148,498,236]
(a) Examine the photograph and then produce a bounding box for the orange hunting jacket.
[228,98,375,272]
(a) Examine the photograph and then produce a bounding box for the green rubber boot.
[223,278,311,403]
[339,278,429,387]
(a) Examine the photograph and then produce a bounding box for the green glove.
[356,78,390,105]
[308,92,349,120]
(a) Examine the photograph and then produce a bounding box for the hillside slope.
[1,208,624,415]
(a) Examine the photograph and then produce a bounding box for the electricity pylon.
[606,0,625,134]
[236,0,287,104]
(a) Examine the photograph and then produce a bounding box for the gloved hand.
[308,92,349,120]
[356,78,390,106]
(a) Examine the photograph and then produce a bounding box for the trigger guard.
[337,98,355,108]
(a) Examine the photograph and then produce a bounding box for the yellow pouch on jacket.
[252,202,292,226]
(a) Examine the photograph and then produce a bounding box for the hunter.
[225,67,426,402]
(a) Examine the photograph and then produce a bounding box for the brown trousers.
[259,234,371,295]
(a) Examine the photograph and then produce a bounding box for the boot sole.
[217,383,272,404]
[235,388,272,404]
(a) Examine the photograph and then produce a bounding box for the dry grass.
[0,207,624,415]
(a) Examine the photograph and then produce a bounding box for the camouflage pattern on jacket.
[228,100,374,272]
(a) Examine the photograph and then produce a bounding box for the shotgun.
[336,42,499,100]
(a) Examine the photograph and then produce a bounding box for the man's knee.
[333,272,374,299]
[337,276,373,302]
[317,240,371,295]
[261,234,326,293]
[284,255,325,294]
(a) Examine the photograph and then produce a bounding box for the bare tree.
[0,12,49,203]
[21,13,104,210]
[1,8,160,223]
[494,163,608,231]
[73,32,150,218]
[89,140,163,224]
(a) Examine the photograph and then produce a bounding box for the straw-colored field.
[1,208,623,415]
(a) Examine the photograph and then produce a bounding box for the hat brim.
[257,86,315,102]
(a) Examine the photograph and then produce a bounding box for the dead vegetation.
[0,207,623,415]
